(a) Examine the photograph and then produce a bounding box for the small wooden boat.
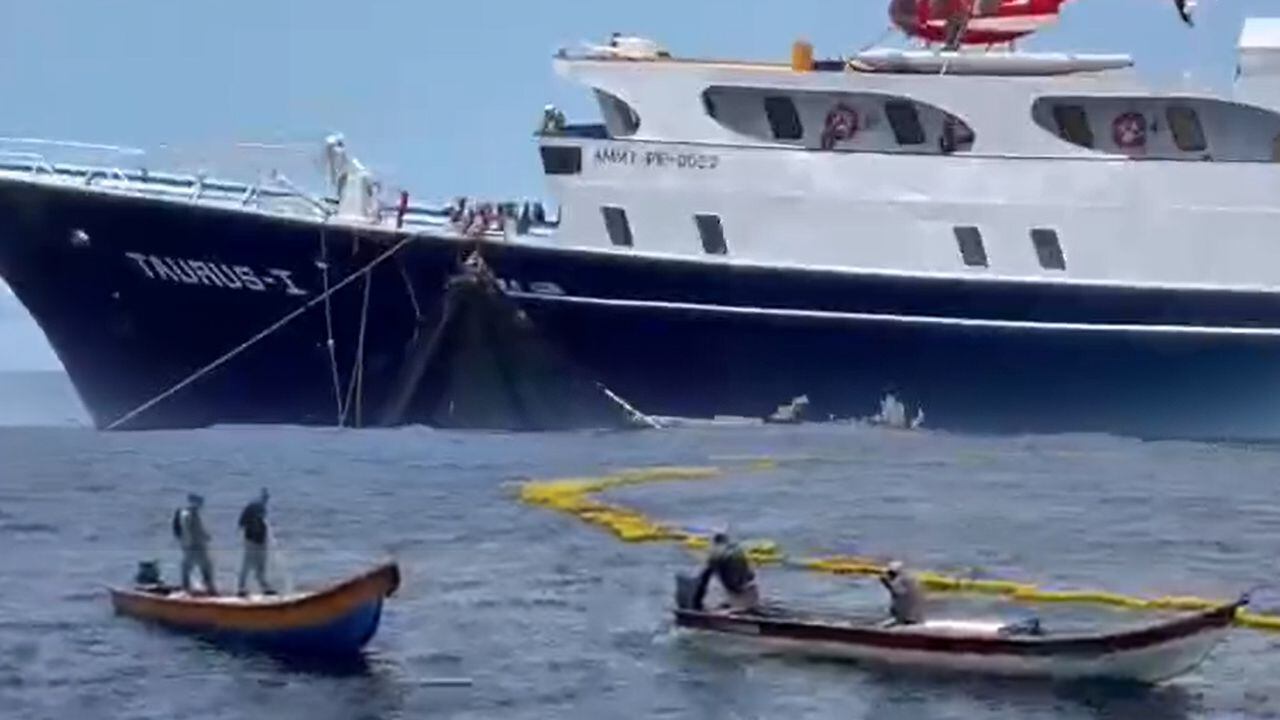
[673,576,1241,684]
[109,562,400,656]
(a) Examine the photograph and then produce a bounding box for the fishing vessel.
[6,2,1280,437]
[109,561,400,655]
[672,577,1242,684]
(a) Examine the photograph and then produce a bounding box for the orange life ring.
[821,103,860,150]
[1112,112,1147,150]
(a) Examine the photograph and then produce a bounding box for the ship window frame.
[594,90,641,137]
[1051,104,1095,149]
[764,95,804,141]
[1030,228,1066,271]
[539,145,582,175]
[701,91,719,119]
[940,114,976,154]
[953,226,988,268]
[694,213,729,255]
[885,100,926,146]
[601,205,634,248]
[705,86,973,151]
[1166,105,1207,152]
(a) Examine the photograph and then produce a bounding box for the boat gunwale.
[673,600,1241,657]
[108,561,400,632]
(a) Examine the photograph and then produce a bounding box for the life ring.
[1112,112,1147,150]
[821,103,860,150]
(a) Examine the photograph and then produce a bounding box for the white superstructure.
[537,21,1280,292]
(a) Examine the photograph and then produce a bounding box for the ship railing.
[537,123,609,139]
[0,140,562,237]
[0,151,57,175]
[0,150,340,219]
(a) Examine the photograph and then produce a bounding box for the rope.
[854,25,896,56]
[396,255,423,321]
[596,383,662,429]
[341,263,374,427]
[317,226,345,426]
[105,234,416,430]
[266,529,296,596]
[376,280,463,427]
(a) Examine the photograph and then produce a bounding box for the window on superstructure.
[885,100,926,146]
[940,114,976,154]
[1051,105,1094,149]
[702,92,719,119]
[602,206,634,247]
[1030,228,1066,271]
[764,96,804,141]
[539,146,582,175]
[595,90,641,137]
[695,214,728,255]
[1167,106,1207,152]
[953,226,988,268]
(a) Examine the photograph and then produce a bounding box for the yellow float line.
[517,465,783,562]
[517,465,1280,632]
[798,556,1280,632]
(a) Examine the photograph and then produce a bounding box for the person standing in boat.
[236,488,276,596]
[692,530,760,613]
[880,560,925,625]
[172,493,217,595]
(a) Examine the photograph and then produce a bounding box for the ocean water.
[1,373,1279,719]
[0,371,89,428]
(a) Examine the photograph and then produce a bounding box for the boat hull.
[681,624,1227,684]
[7,177,1280,437]
[109,562,399,655]
[674,603,1238,684]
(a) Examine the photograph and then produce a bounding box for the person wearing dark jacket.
[237,489,275,596]
[691,531,760,612]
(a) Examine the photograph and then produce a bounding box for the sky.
[0,0,1273,370]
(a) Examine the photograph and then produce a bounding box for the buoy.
[791,40,814,72]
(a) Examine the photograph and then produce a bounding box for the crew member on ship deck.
[692,530,761,613]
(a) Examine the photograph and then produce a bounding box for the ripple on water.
[0,521,59,536]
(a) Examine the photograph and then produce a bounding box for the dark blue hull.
[201,599,385,656]
[4,176,1280,438]
[128,597,386,657]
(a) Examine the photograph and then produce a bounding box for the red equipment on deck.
[889,0,1072,46]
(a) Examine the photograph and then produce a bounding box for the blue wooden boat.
[109,561,400,655]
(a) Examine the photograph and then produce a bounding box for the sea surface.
[1,372,1279,719]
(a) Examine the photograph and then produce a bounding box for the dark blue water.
[1,374,1279,719]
